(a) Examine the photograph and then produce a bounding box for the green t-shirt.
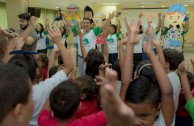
[185,98,194,126]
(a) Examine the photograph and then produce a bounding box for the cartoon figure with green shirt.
[161,4,189,51]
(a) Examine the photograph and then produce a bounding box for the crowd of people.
[0,4,194,126]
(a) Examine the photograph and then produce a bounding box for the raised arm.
[103,29,110,64]
[47,48,59,78]
[156,12,162,32]
[191,59,194,72]
[48,29,73,75]
[69,47,77,80]
[143,32,174,126]
[161,15,165,31]
[120,19,141,100]
[62,12,74,29]
[20,16,37,45]
[178,63,193,101]
[184,14,190,32]
[153,40,166,68]
[100,11,116,30]
[45,17,50,32]
[77,29,87,62]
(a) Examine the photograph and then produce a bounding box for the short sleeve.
[162,27,169,35]
[72,25,78,36]
[38,109,52,126]
[116,32,120,38]
[93,26,102,37]
[30,30,38,40]
[185,98,194,119]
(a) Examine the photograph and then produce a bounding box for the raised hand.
[99,68,134,126]
[143,28,155,56]
[127,18,142,45]
[178,62,187,73]
[153,40,162,47]
[108,11,116,20]
[48,29,62,44]
[77,28,84,39]
[28,16,38,28]
[45,17,50,25]
[158,12,162,17]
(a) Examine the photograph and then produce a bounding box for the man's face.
[19,19,28,30]
[82,19,91,32]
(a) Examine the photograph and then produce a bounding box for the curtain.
[0,2,8,29]
[37,8,58,28]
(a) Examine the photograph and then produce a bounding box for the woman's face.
[36,24,42,32]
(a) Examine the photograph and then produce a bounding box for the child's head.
[163,48,184,71]
[125,76,161,126]
[8,54,41,83]
[75,75,98,100]
[50,80,81,119]
[85,49,105,79]
[37,53,48,68]
[49,65,59,78]
[110,24,117,34]
[0,63,34,126]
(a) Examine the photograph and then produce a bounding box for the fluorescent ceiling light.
[56,7,59,9]
[141,5,145,8]
[184,5,188,6]
[162,5,165,7]
[140,1,160,5]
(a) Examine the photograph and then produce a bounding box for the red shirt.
[74,97,100,119]
[38,109,106,126]
[176,90,194,117]
[42,66,47,81]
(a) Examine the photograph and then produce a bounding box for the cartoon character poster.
[164,4,187,50]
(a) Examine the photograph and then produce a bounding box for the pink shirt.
[38,109,106,126]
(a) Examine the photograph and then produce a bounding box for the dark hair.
[75,75,98,100]
[125,76,161,108]
[163,48,184,70]
[0,35,8,61]
[8,54,39,82]
[18,13,31,21]
[113,59,121,81]
[135,61,158,84]
[50,80,81,119]
[85,49,105,79]
[111,24,117,34]
[139,25,143,34]
[60,26,67,36]
[49,66,59,78]
[0,63,31,123]
[83,17,93,24]
[38,53,48,68]
[58,53,63,65]
[84,6,94,18]
[35,23,44,38]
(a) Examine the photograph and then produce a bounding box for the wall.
[185,6,194,43]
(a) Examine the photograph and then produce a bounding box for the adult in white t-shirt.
[35,23,47,54]
[107,24,120,67]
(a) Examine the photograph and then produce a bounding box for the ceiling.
[2,0,194,10]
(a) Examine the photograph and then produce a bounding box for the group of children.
[0,4,194,126]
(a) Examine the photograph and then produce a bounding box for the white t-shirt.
[167,71,181,111]
[29,70,68,126]
[153,112,166,126]
[72,26,101,56]
[134,34,144,53]
[36,32,47,50]
[107,33,120,54]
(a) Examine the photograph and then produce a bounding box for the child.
[74,75,100,118]
[38,68,135,126]
[178,63,194,126]
[37,53,48,81]
[121,18,174,126]
[0,63,34,126]
[176,71,194,126]
[8,29,73,126]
